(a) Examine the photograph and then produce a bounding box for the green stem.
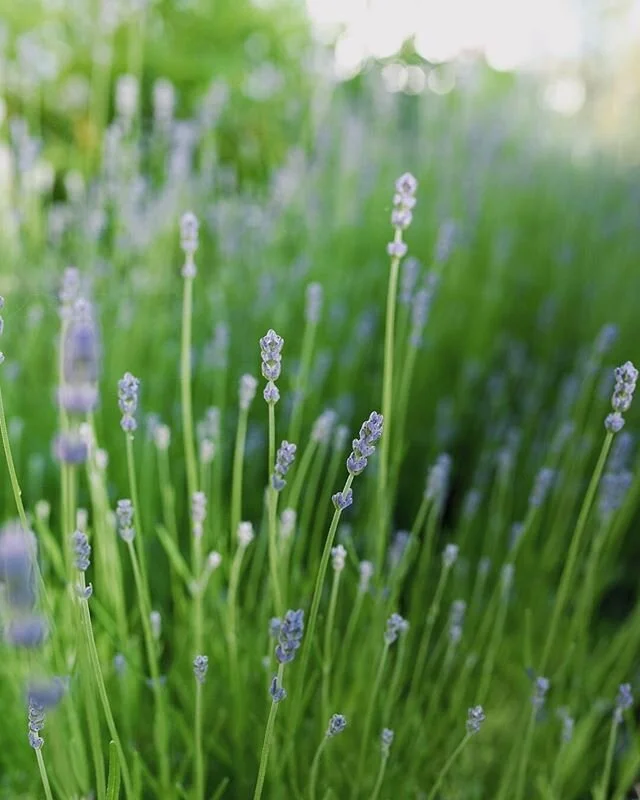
[268,404,284,613]
[322,569,342,723]
[308,735,328,800]
[288,318,318,448]
[125,434,149,597]
[195,679,204,800]
[426,734,470,800]
[370,754,389,800]
[597,716,619,800]
[230,406,250,541]
[539,432,613,673]
[0,386,29,530]
[293,474,354,725]
[35,749,54,800]
[79,576,133,798]
[376,244,402,568]
[354,644,389,795]
[253,663,285,800]
[181,273,198,502]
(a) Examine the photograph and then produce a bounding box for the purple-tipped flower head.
[193,654,208,684]
[311,410,337,444]
[118,372,139,433]
[6,615,49,649]
[272,441,297,491]
[532,676,550,711]
[425,453,452,508]
[529,467,555,508]
[71,530,91,572]
[260,329,284,405]
[384,612,409,645]
[332,489,353,511]
[615,683,633,724]
[327,714,347,737]
[180,211,199,260]
[275,609,304,664]
[116,499,135,542]
[27,678,66,710]
[466,705,486,735]
[305,282,323,325]
[59,299,100,414]
[269,674,287,703]
[381,728,394,756]
[191,492,207,538]
[28,699,46,750]
[346,412,383,476]
[0,525,37,611]
[606,361,638,433]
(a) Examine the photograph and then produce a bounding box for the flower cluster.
[311,409,337,445]
[442,543,459,569]
[260,329,284,405]
[180,211,199,277]
[532,676,550,711]
[331,545,347,572]
[388,172,418,258]
[605,361,638,433]
[381,728,394,757]
[116,499,135,542]
[59,298,100,414]
[275,609,304,664]
[326,714,347,737]
[384,612,409,645]
[425,453,452,508]
[239,374,258,411]
[614,682,633,724]
[449,600,466,645]
[466,705,486,735]
[191,491,207,538]
[272,441,297,491]
[237,521,255,549]
[193,655,208,684]
[28,699,46,750]
[346,412,384,476]
[118,372,140,433]
[358,561,374,593]
[332,489,353,511]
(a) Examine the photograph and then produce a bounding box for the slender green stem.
[125,434,149,595]
[226,542,246,740]
[322,568,342,723]
[383,634,408,723]
[308,736,328,800]
[230,406,250,541]
[370,754,389,800]
[376,245,403,567]
[335,590,365,695]
[84,655,106,800]
[78,576,133,798]
[539,432,613,673]
[181,273,198,502]
[426,734,470,800]
[514,708,537,800]
[288,318,318,448]
[477,577,511,705]
[253,663,285,800]
[0,386,29,530]
[597,716,619,800]
[293,474,354,725]
[35,749,54,800]
[195,679,204,800]
[125,539,171,794]
[267,403,284,613]
[354,644,389,795]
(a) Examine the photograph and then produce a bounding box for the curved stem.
[426,734,470,800]
[321,570,342,723]
[308,736,328,800]
[267,404,284,613]
[354,644,389,795]
[370,754,389,800]
[597,716,618,800]
[253,663,285,800]
[35,749,54,800]
[230,406,249,542]
[181,273,198,502]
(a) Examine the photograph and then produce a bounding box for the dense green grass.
[1,6,640,799]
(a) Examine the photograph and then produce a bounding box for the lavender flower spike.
[384,613,409,645]
[332,489,353,511]
[346,412,384,476]
[381,728,394,756]
[71,530,91,572]
[605,361,638,433]
[260,329,284,405]
[118,372,140,433]
[326,714,347,737]
[193,654,208,684]
[275,609,304,664]
[466,705,486,735]
[272,441,297,490]
[28,699,46,750]
[614,683,633,724]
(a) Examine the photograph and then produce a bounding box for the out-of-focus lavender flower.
[384,612,409,645]
[466,705,486,735]
[114,653,127,675]
[237,522,255,549]
[556,708,574,743]
[150,611,162,640]
[53,432,89,464]
[410,273,439,348]
[305,282,323,324]
[614,683,633,724]
[153,78,175,128]
[326,714,347,737]
[118,372,140,433]
[594,323,618,356]
[359,561,374,593]
[206,322,229,370]
[191,491,207,538]
[605,361,638,433]
[381,728,394,756]
[599,471,633,522]
[462,489,482,521]
[269,618,282,639]
[275,609,304,664]
[311,410,337,445]
[532,676,550,711]
[260,329,284,405]
[279,509,296,541]
[434,219,457,264]
[154,423,171,451]
[59,267,81,320]
[272,441,297,491]
[59,299,100,414]
[388,531,411,570]
[442,544,459,569]
[180,211,199,261]
[71,530,91,572]
[449,600,466,645]
[425,454,452,509]
[400,257,420,305]
[239,374,258,411]
[116,499,135,542]
[6,615,49,648]
[332,489,353,511]
[0,525,37,611]
[27,677,66,710]
[331,545,347,572]
[529,467,555,508]
[193,654,208,684]
[269,674,286,703]
[387,241,408,258]
[333,424,349,453]
[501,563,515,596]
[115,74,139,121]
[346,412,383,476]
